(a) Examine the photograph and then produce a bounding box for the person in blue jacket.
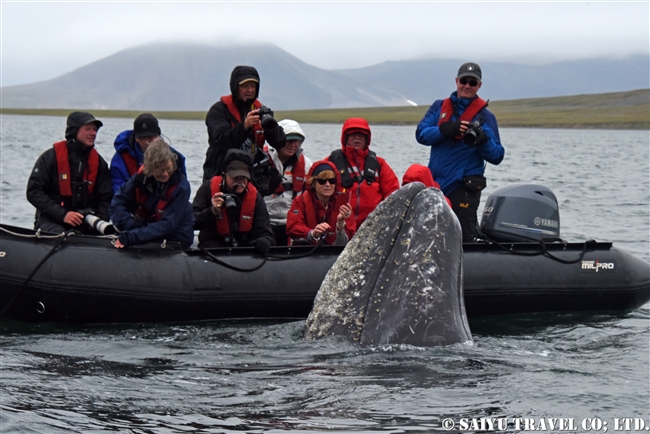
[109,113,186,193]
[416,62,505,242]
[110,138,194,249]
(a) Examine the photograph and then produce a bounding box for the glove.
[439,121,461,138]
[255,238,272,255]
[475,129,488,146]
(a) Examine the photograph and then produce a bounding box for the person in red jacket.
[401,164,452,208]
[326,118,399,228]
[287,161,356,246]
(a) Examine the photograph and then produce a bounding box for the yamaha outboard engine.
[480,183,561,242]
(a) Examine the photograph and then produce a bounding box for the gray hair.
[143,138,177,176]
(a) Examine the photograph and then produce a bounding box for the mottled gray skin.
[304,183,472,347]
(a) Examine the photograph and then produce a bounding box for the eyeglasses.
[153,165,174,176]
[459,77,480,87]
[316,178,337,185]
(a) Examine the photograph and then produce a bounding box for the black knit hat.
[133,113,161,138]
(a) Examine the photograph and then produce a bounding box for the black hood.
[229,65,260,103]
[64,111,103,141]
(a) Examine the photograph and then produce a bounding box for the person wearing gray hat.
[415,62,505,242]
[26,111,113,235]
[109,113,187,193]
[192,149,275,254]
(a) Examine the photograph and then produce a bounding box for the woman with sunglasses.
[110,138,194,249]
[286,161,356,246]
[415,62,505,243]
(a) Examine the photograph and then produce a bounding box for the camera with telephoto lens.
[257,105,277,130]
[83,214,117,235]
[222,193,238,211]
[463,120,485,146]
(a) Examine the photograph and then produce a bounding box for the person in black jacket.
[202,65,285,195]
[193,149,274,254]
[26,111,113,235]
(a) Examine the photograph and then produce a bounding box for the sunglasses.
[459,77,480,87]
[316,178,337,185]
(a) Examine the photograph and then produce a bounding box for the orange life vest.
[302,191,341,245]
[264,145,307,196]
[134,167,177,222]
[121,151,140,177]
[53,140,99,197]
[220,95,266,150]
[438,97,488,141]
[210,176,258,236]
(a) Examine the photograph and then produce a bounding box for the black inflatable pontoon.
[1,183,649,324]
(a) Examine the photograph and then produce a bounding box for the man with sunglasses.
[416,62,505,242]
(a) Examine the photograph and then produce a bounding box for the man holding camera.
[416,62,505,242]
[203,65,285,196]
[193,149,275,254]
[26,111,113,235]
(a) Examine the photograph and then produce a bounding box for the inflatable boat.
[1,184,649,324]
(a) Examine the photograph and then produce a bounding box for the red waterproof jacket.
[326,118,399,228]
[287,160,356,245]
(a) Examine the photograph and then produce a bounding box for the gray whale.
[304,182,473,347]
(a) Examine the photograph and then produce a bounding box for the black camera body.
[257,105,277,130]
[463,120,485,146]
[222,193,239,211]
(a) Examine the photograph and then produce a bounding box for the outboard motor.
[480,183,560,242]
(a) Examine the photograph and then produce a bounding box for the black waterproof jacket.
[202,65,285,182]
[26,139,112,231]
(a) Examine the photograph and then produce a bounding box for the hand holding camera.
[244,105,277,131]
[462,120,488,146]
[212,192,238,215]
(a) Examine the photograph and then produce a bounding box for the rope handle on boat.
[197,237,326,271]
[267,237,326,261]
[0,231,73,318]
[480,234,597,264]
[199,247,268,272]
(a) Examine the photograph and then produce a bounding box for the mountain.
[0,43,405,111]
[1,43,648,111]
[334,56,650,105]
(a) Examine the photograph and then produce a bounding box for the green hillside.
[2,89,648,129]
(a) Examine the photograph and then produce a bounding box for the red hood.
[307,160,344,193]
[402,164,441,189]
[340,118,372,149]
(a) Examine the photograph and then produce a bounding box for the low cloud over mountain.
[2,43,648,111]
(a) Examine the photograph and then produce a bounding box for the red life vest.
[210,176,258,236]
[121,151,140,177]
[134,167,177,222]
[53,140,99,197]
[438,97,488,141]
[265,145,307,195]
[220,95,266,150]
[302,191,340,245]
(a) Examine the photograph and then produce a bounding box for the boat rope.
[197,237,326,271]
[267,237,326,261]
[480,235,597,264]
[0,231,73,318]
[199,247,268,272]
[0,225,116,240]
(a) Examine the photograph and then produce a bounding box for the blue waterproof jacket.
[109,130,187,194]
[415,92,504,196]
[109,170,194,249]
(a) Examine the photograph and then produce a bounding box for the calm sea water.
[1,114,649,433]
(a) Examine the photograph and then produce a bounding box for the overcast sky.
[1,1,648,87]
